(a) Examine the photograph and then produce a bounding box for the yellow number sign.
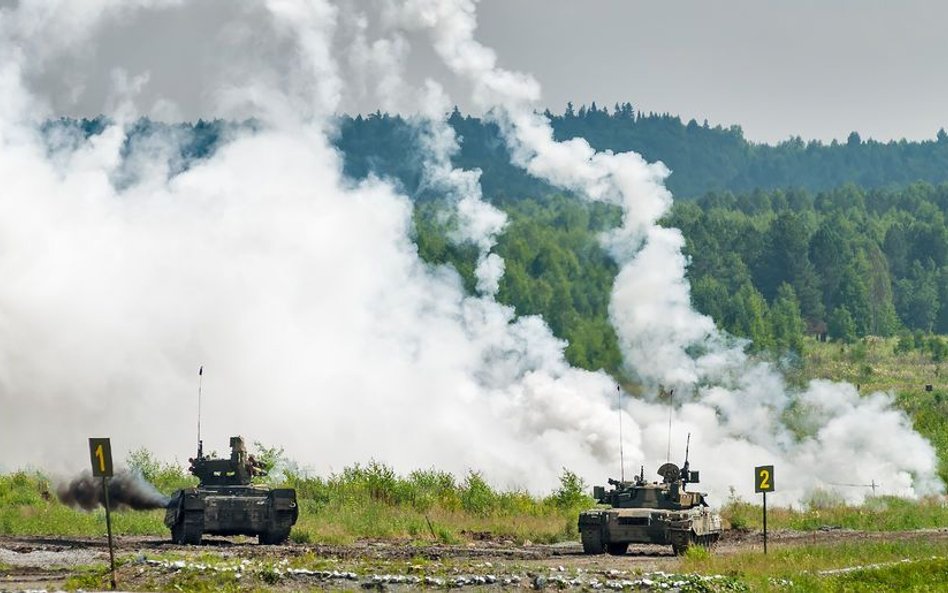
[755,465,774,493]
[89,438,113,477]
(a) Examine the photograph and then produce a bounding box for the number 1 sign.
[88,437,117,589]
[88,438,113,477]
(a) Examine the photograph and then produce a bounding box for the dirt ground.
[2,528,947,592]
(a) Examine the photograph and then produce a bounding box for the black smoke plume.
[57,469,171,511]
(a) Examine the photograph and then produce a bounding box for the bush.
[0,472,50,507]
[460,471,496,516]
[407,469,459,511]
[547,468,589,510]
[125,448,194,493]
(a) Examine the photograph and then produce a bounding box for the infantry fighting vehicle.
[578,437,722,555]
[164,436,298,545]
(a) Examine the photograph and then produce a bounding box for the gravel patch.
[0,547,102,569]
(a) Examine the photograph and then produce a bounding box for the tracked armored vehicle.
[164,436,298,545]
[578,438,721,556]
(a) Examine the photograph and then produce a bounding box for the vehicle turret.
[592,461,709,511]
[187,436,267,486]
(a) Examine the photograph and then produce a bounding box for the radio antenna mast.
[665,387,674,462]
[197,365,204,457]
[617,385,625,482]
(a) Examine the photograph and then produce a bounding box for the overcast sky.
[478,0,948,144]
[20,0,948,143]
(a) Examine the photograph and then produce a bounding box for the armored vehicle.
[578,438,721,555]
[164,436,298,545]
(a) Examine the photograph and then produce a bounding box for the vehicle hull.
[164,485,298,545]
[578,506,721,555]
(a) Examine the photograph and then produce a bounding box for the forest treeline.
[417,183,948,374]
[341,105,948,199]
[53,106,948,200]
[45,114,948,373]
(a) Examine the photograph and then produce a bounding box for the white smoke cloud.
[0,0,940,507]
[384,0,943,503]
[0,0,622,495]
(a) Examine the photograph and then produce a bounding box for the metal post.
[617,385,625,482]
[665,389,673,462]
[762,490,768,555]
[102,477,116,590]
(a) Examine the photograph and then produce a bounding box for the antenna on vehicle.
[617,385,625,482]
[197,365,204,459]
[664,387,674,462]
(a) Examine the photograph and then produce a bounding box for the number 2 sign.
[88,438,114,477]
[755,465,774,493]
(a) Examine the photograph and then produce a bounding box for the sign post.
[89,438,116,590]
[754,465,774,554]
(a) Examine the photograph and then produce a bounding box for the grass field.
[2,336,948,543]
[681,538,948,592]
[0,465,590,544]
[800,336,948,483]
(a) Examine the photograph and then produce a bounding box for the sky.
[474,0,948,144]
[18,0,948,144]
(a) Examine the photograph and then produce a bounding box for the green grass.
[0,464,589,544]
[2,339,946,546]
[802,337,941,394]
[274,463,590,544]
[721,495,948,532]
[802,336,948,484]
[0,472,166,536]
[1,444,946,546]
[682,539,948,592]
[63,568,111,591]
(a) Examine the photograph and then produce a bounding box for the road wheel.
[606,542,628,556]
[178,512,203,545]
[581,529,605,554]
[170,519,185,545]
[693,533,719,550]
[671,531,694,555]
[182,523,203,545]
[259,528,291,545]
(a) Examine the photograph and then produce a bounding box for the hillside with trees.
[53,107,948,202]
[417,183,948,375]
[44,113,948,372]
[340,105,948,200]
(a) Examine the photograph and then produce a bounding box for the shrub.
[125,448,194,493]
[548,468,589,510]
[804,488,846,511]
[460,471,495,516]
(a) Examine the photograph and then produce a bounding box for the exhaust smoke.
[56,470,171,511]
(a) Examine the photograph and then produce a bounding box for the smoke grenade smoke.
[56,470,171,511]
[385,0,943,502]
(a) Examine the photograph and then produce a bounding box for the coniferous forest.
[418,185,948,375]
[52,108,948,374]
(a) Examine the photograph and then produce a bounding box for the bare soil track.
[1,528,947,591]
